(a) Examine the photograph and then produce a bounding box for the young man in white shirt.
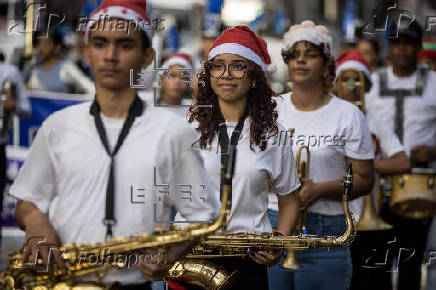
[335,49,410,290]
[366,19,436,290]
[9,0,219,288]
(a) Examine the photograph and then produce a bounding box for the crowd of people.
[0,0,436,289]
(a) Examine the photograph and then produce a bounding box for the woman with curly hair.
[267,21,375,290]
[184,25,300,289]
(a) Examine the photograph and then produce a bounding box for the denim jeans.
[294,212,352,290]
[267,209,295,290]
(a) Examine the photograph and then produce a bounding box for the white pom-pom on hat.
[300,20,315,28]
[283,20,333,57]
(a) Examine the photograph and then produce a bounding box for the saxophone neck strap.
[90,95,143,240]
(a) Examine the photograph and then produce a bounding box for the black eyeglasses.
[208,62,248,79]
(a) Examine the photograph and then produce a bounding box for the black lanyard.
[216,109,247,201]
[90,95,143,239]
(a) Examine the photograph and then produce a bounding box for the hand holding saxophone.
[137,242,193,281]
[18,201,66,276]
[250,250,283,267]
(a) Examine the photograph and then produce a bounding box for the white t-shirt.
[268,93,374,216]
[9,101,220,284]
[351,112,405,221]
[177,119,300,233]
[366,66,436,168]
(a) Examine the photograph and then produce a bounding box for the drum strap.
[90,95,143,240]
[379,66,428,143]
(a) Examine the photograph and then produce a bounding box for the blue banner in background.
[18,93,91,147]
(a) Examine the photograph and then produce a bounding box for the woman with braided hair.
[267,21,375,290]
[177,25,300,289]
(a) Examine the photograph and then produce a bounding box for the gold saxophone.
[0,147,238,290]
[167,164,356,289]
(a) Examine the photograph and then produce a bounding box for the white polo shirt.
[268,93,374,216]
[176,119,300,233]
[9,101,220,284]
[366,66,436,168]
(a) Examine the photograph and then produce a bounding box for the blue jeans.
[294,212,352,290]
[267,209,295,290]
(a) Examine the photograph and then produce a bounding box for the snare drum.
[390,168,436,219]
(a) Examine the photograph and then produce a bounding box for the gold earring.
[252,82,256,88]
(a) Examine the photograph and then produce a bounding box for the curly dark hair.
[188,60,279,152]
[282,41,336,94]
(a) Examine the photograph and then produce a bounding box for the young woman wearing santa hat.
[150,53,194,119]
[267,21,375,290]
[182,25,301,289]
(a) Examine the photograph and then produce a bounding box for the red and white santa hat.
[208,25,276,72]
[162,53,193,70]
[335,50,373,83]
[283,20,333,57]
[84,0,152,44]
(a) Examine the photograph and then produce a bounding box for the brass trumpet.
[0,148,238,290]
[282,139,310,270]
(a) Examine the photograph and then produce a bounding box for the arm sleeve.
[368,113,404,158]
[344,108,375,160]
[171,149,220,223]
[8,120,57,213]
[269,138,300,196]
[156,121,220,224]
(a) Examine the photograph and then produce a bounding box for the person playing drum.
[366,19,436,290]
